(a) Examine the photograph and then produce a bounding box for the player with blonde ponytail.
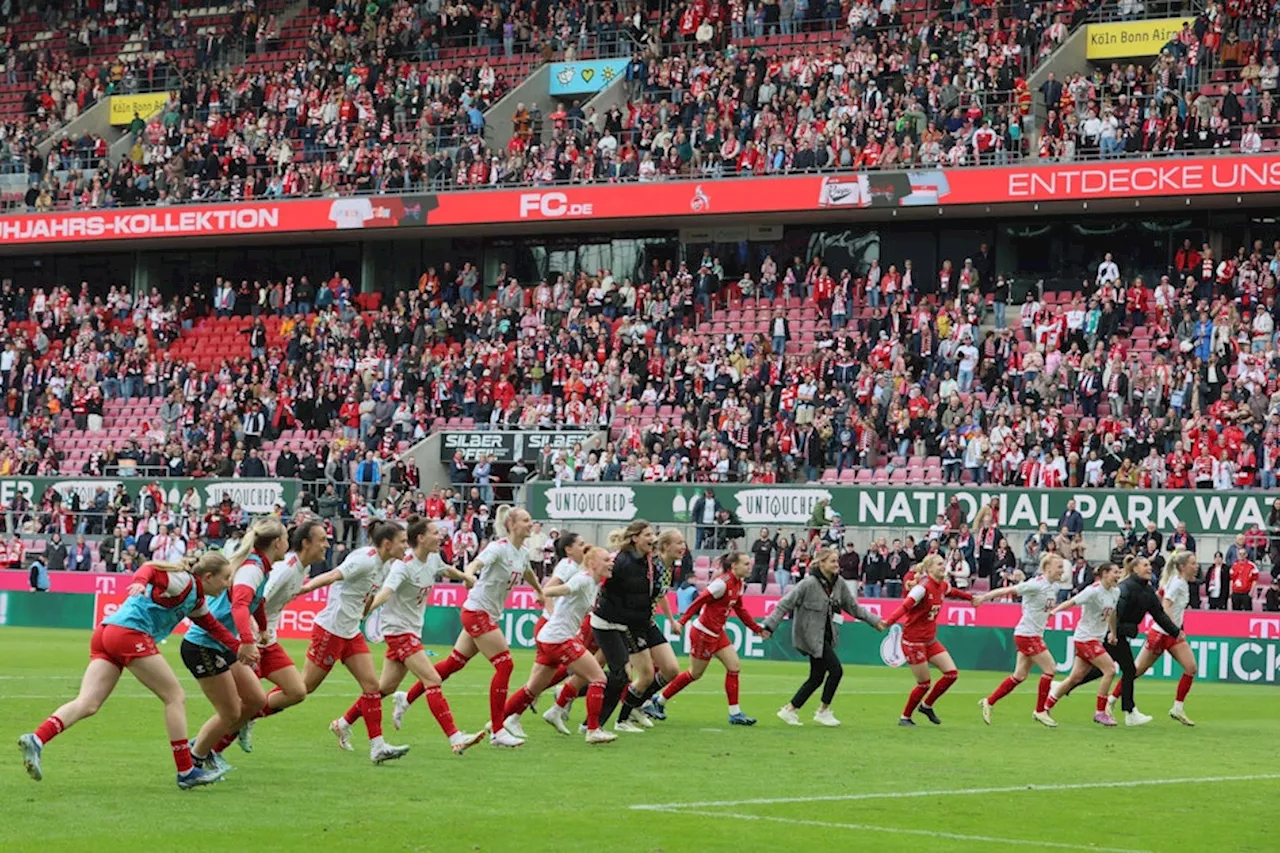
[394,506,544,748]
[182,519,289,771]
[1106,550,1200,725]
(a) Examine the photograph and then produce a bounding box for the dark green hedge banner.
[0,476,298,515]
[524,482,1278,535]
[419,607,1280,686]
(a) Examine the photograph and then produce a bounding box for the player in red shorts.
[17,554,245,789]
[884,554,977,726]
[393,506,543,748]
[502,545,617,744]
[973,553,1066,727]
[647,552,769,725]
[1045,562,1123,726]
[298,520,412,764]
[352,516,483,754]
[1106,550,1199,726]
[541,610,608,733]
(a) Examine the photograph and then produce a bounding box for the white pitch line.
[631,773,1280,811]
[650,808,1151,853]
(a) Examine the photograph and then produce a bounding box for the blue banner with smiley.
[548,59,629,96]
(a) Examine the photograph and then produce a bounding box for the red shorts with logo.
[1074,640,1109,662]
[535,637,589,668]
[1014,635,1049,657]
[254,642,295,678]
[1144,631,1185,657]
[461,608,500,638]
[385,633,425,662]
[902,640,947,665]
[690,626,732,661]
[305,624,371,671]
[579,615,598,653]
[90,624,158,669]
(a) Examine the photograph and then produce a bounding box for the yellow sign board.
[1086,17,1192,60]
[108,92,172,126]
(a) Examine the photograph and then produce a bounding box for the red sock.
[547,665,570,688]
[502,686,536,720]
[987,675,1021,706]
[256,687,283,718]
[585,681,605,730]
[904,682,930,717]
[1111,679,1123,699]
[1176,673,1194,702]
[213,731,237,754]
[172,739,194,774]
[488,652,513,733]
[1096,694,1108,712]
[34,715,65,745]
[725,670,740,706]
[555,682,579,709]
[923,671,958,706]
[1044,692,1059,710]
[435,650,469,683]
[359,691,383,739]
[405,680,427,705]
[424,685,457,737]
[662,670,694,701]
[342,698,362,725]
[1036,675,1053,713]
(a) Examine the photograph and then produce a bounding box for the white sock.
[449,731,464,744]
[728,704,742,715]
[1172,701,1184,713]
[371,735,385,750]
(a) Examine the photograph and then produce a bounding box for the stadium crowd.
[7,0,1280,208]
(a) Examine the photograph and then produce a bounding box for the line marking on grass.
[631,773,1280,811]
[647,808,1152,853]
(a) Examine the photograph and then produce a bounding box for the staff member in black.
[617,529,687,728]
[1055,555,1183,726]
[591,521,657,730]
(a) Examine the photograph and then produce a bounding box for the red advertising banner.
[5,155,1280,246]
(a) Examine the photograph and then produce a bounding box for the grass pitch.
[1,628,1275,853]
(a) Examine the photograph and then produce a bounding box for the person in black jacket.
[591,521,658,729]
[1055,555,1183,726]
[617,530,688,729]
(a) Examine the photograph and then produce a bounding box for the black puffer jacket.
[1116,573,1181,639]
[594,548,653,630]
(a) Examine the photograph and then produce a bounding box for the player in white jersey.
[1107,551,1199,726]
[298,520,411,764]
[358,517,484,754]
[974,553,1066,727]
[394,506,543,748]
[1046,561,1123,727]
[224,519,331,754]
[502,545,617,744]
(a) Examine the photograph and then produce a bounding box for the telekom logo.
[1049,611,1077,632]
[434,587,460,607]
[1249,618,1280,639]
[509,589,538,609]
[94,576,117,595]
[947,607,976,627]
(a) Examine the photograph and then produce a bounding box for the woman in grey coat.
[763,546,886,727]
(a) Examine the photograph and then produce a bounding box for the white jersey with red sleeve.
[536,571,601,644]
[314,546,392,640]
[261,551,307,646]
[1152,576,1189,636]
[1012,576,1056,638]
[1071,582,1118,642]
[379,552,449,637]
[462,538,530,619]
[542,557,585,620]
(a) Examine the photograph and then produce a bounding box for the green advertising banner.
[419,607,1280,686]
[525,483,1278,536]
[0,476,299,515]
[0,591,95,629]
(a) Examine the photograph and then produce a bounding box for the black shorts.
[180,639,234,679]
[628,622,668,653]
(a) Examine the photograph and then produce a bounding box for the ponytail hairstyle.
[493,505,513,538]
[605,528,627,552]
[1097,561,1121,581]
[369,518,405,547]
[148,551,231,578]
[289,518,325,554]
[656,528,684,556]
[554,531,582,562]
[1122,555,1144,580]
[406,515,431,548]
[1163,550,1193,589]
[917,553,945,579]
[228,517,288,570]
[718,551,744,574]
